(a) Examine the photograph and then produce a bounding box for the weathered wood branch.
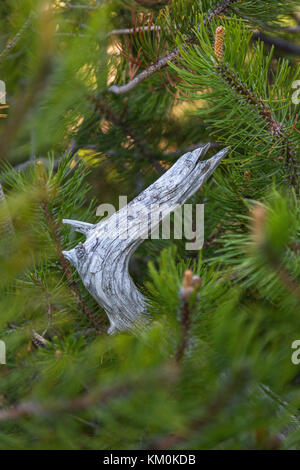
[108,48,179,95]
[63,144,229,334]
[107,25,161,37]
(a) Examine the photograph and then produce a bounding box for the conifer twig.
[0,181,15,240]
[109,48,179,95]
[40,189,104,332]
[0,13,33,64]
[93,97,164,174]
[216,63,284,137]
[107,25,161,37]
[30,273,55,336]
[250,204,300,302]
[11,156,63,173]
[274,262,300,303]
[0,8,54,161]
[0,382,128,422]
[175,299,191,363]
[0,366,177,422]
[175,270,201,362]
[212,20,299,193]
[108,0,241,94]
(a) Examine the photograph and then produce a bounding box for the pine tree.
[0,0,299,450]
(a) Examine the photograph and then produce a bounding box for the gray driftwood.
[62,144,229,334]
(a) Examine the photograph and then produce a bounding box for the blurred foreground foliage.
[0,0,299,450]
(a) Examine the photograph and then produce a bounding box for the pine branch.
[0,382,128,422]
[0,13,33,64]
[0,366,177,422]
[109,48,179,95]
[250,203,300,301]
[175,270,201,362]
[215,63,299,191]
[107,25,161,37]
[270,256,300,302]
[216,63,284,137]
[40,191,104,332]
[284,139,299,194]
[108,0,241,94]
[0,181,15,239]
[30,273,55,336]
[11,156,63,173]
[133,0,170,7]
[93,97,164,174]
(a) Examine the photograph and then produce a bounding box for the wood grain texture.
[63,144,229,334]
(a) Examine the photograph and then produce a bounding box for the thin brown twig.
[273,261,300,303]
[109,48,179,95]
[30,273,54,336]
[216,63,299,191]
[40,192,104,332]
[175,270,201,362]
[108,0,300,95]
[0,8,54,161]
[175,299,191,363]
[0,382,128,422]
[0,365,178,422]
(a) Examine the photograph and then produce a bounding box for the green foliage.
[172,17,299,166]
[0,0,299,451]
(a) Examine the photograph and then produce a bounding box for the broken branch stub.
[62,145,229,334]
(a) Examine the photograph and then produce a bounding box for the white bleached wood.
[62,145,229,334]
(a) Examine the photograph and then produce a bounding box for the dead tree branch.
[107,25,161,37]
[108,48,179,95]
